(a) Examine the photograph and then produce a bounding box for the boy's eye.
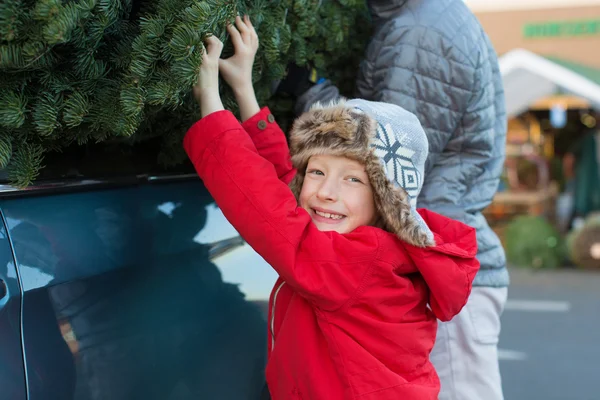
[307,169,324,176]
[348,177,363,184]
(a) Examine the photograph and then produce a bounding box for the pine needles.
[0,0,370,187]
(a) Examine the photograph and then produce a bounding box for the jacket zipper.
[270,281,286,350]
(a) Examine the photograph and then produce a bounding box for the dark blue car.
[0,170,274,399]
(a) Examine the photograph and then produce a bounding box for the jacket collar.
[367,0,409,22]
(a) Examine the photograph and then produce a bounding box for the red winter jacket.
[184,107,480,400]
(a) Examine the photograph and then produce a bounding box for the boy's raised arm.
[193,35,225,118]
[219,15,260,122]
[184,110,376,312]
[220,16,295,184]
[189,20,375,312]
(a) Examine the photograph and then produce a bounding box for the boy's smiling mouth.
[311,207,346,224]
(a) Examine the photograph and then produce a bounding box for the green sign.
[524,19,600,38]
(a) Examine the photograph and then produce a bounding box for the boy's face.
[299,155,378,234]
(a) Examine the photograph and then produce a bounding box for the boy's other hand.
[219,15,259,96]
[194,35,225,117]
[194,35,223,99]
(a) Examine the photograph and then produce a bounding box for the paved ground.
[500,267,600,400]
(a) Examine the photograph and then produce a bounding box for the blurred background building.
[465,0,600,269]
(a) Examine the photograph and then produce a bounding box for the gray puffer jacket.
[297,0,508,287]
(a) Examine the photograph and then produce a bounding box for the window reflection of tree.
[9,184,267,400]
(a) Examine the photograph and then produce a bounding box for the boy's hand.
[219,15,259,96]
[194,34,223,99]
[194,35,225,117]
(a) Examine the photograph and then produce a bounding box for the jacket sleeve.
[241,107,296,185]
[404,209,480,322]
[184,111,377,311]
[419,50,504,219]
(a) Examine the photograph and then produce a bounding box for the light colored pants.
[430,286,508,400]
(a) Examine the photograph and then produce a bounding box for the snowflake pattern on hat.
[373,122,421,208]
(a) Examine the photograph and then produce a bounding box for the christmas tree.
[0,0,370,187]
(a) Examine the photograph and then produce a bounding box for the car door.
[1,176,270,400]
[0,208,27,399]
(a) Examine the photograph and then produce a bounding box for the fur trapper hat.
[289,99,435,247]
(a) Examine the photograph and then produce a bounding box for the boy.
[185,16,479,399]
[293,2,509,397]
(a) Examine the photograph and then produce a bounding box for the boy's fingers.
[226,22,243,48]
[235,15,249,35]
[204,35,223,56]
[244,14,255,32]
[243,15,258,46]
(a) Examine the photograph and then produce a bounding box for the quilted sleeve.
[356,24,474,172]
[420,49,505,218]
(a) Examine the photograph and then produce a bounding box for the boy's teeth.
[315,210,343,220]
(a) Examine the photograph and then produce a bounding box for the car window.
[2,178,272,399]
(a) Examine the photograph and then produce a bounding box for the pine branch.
[62,91,89,127]
[33,91,61,136]
[0,0,371,185]
[0,90,27,128]
[170,48,202,87]
[0,0,23,42]
[0,44,25,69]
[120,84,145,117]
[0,133,13,169]
[168,22,201,60]
[7,142,44,188]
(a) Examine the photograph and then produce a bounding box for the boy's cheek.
[297,182,311,207]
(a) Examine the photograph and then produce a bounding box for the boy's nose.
[316,179,339,202]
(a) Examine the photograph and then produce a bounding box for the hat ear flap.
[289,173,304,201]
[383,187,435,248]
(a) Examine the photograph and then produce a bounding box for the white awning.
[465,0,600,12]
[499,48,600,117]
